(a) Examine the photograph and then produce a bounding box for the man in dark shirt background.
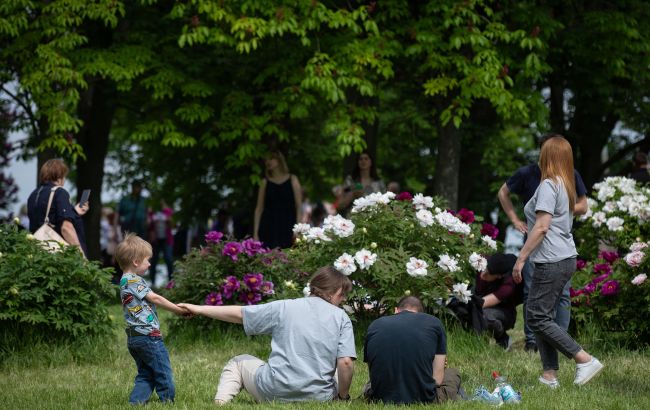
[363,296,461,405]
[497,133,588,351]
[475,253,521,350]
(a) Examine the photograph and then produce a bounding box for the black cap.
[486,253,517,276]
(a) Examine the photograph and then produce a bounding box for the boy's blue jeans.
[127,335,175,404]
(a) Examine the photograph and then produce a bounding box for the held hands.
[177,303,201,317]
[175,304,194,318]
[75,203,89,216]
[512,259,525,284]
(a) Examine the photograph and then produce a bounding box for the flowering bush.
[572,177,650,345]
[576,176,650,259]
[165,233,303,331]
[289,192,499,315]
[571,245,650,345]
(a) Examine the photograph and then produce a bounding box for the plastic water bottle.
[492,371,521,403]
[472,385,503,406]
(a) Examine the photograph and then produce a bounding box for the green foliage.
[290,193,499,316]
[0,222,115,344]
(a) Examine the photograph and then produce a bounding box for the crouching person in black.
[475,253,522,350]
[363,296,462,404]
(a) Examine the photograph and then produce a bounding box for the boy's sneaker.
[574,357,604,385]
[538,376,559,389]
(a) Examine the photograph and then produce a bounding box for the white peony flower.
[434,211,471,235]
[334,253,357,275]
[323,215,355,238]
[602,201,617,213]
[469,252,487,272]
[354,249,377,270]
[631,273,647,285]
[591,211,606,228]
[630,242,648,252]
[304,227,332,242]
[482,235,497,250]
[412,193,434,210]
[415,209,434,227]
[406,257,428,277]
[452,282,472,304]
[596,185,616,202]
[437,254,460,272]
[292,223,311,236]
[624,251,645,267]
[606,217,624,232]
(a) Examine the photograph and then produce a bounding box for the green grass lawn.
[1,305,648,410]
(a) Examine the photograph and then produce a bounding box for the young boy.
[116,233,188,404]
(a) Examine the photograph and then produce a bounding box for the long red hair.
[539,136,576,212]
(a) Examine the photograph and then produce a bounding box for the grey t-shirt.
[242,297,357,402]
[524,178,577,263]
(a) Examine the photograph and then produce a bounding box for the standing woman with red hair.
[512,136,603,388]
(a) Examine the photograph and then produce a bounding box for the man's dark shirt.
[475,273,518,316]
[506,164,587,204]
[364,311,446,404]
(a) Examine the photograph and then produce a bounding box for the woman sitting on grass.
[179,266,356,404]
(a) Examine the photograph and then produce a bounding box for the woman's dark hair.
[309,266,352,302]
[351,150,379,181]
[39,159,69,183]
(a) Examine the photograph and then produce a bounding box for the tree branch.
[0,85,41,140]
[599,135,649,173]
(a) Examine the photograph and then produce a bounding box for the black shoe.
[496,335,512,351]
[524,342,538,353]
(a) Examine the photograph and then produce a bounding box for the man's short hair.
[397,295,424,312]
[486,253,517,276]
[115,233,153,270]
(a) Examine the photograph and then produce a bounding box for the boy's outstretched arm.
[177,303,243,324]
[145,291,187,316]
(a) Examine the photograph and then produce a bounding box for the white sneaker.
[574,357,604,385]
[538,375,559,389]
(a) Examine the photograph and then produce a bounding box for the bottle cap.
[492,371,500,379]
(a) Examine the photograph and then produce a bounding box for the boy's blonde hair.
[115,233,153,270]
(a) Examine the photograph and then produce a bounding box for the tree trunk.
[549,73,565,134]
[75,80,116,260]
[432,122,461,209]
[35,117,57,185]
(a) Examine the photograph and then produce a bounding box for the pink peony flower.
[600,280,620,296]
[631,273,647,285]
[205,291,223,306]
[165,280,176,289]
[598,250,619,263]
[260,280,275,295]
[241,238,266,256]
[569,287,584,298]
[238,291,262,305]
[243,273,264,291]
[583,282,597,294]
[456,208,475,224]
[396,191,413,201]
[222,241,243,261]
[576,259,587,270]
[222,276,240,299]
[593,263,612,276]
[592,273,610,285]
[624,250,645,268]
[480,223,499,239]
[205,230,224,244]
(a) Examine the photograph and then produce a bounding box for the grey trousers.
[526,257,582,370]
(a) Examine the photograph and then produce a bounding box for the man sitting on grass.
[475,253,521,350]
[363,296,462,404]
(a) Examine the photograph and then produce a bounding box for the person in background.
[628,151,650,184]
[475,253,520,350]
[101,206,123,282]
[512,136,603,388]
[497,133,588,352]
[363,296,462,404]
[148,199,174,288]
[118,180,148,238]
[253,151,302,249]
[387,181,401,194]
[18,204,29,230]
[178,266,356,404]
[337,151,386,215]
[27,158,88,256]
